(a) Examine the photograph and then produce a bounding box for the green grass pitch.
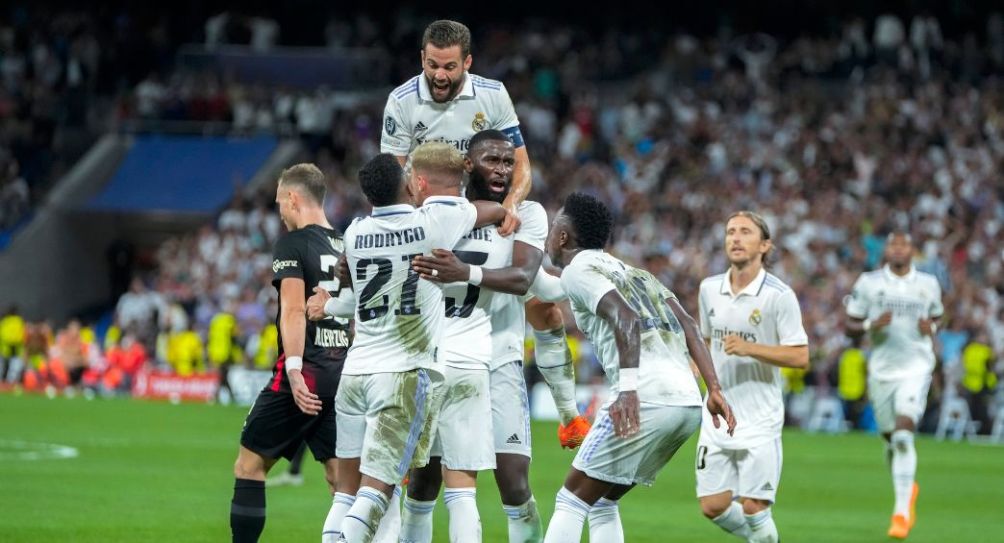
[1,393,1002,542]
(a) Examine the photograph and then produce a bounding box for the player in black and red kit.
[230,163,351,543]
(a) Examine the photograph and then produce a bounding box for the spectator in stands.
[961,331,997,435]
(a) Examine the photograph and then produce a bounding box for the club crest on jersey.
[384,116,397,135]
[749,308,763,326]
[472,112,487,131]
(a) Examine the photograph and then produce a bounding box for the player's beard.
[425,73,463,103]
[467,169,508,203]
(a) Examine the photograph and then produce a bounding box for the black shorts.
[240,389,337,462]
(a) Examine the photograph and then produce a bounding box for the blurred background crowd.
[1,3,1000,433]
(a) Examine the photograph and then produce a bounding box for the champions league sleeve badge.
[384,116,397,135]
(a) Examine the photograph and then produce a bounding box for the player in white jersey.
[382,23,586,471]
[845,231,943,540]
[404,130,584,543]
[540,193,735,543]
[381,19,530,236]
[305,146,506,543]
[695,211,808,543]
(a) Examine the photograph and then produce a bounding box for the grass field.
[1,393,1002,542]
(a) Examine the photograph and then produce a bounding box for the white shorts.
[491,360,532,457]
[574,404,700,486]
[695,437,783,503]
[335,369,444,486]
[869,374,931,433]
[430,365,496,471]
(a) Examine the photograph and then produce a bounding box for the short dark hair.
[422,20,472,58]
[469,129,511,153]
[563,192,613,250]
[279,163,326,204]
[358,153,404,207]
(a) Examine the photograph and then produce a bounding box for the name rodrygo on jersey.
[341,197,477,376]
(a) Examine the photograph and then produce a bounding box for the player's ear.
[463,54,472,71]
[463,156,473,173]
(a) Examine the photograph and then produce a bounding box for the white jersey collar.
[883,264,917,282]
[422,195,468,206]
[418,71,474,103]
[720,267,767,298]
[371,203,415,217]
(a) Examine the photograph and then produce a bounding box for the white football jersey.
[342,196,476,376]
[561,250,703,408]
[439,223,512,369]
[698,268,808,449]
[845,265,943,380]
[380,72,521,156]
[487,201,549,369]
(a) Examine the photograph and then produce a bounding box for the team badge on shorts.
[385,116,397,135]
[472,112,487,131]
[749,308,763,326]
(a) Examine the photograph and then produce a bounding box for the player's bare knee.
[407,463,442,501]
[699,494,731,518]
[497,474,531,505]
[526,301,564,331]
[233,456,264,480]
[742,498,770,515]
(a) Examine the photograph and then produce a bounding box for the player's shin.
[745,508,779,543]
[890,429,917,518]
[587,498,623,543]
[503,495,543,543]
[371,487,401,543]
[399,494,435,543]
[543,487,590,543]
[444,487,482,542]
[322,492,356,543]
[533,327,579,424]
[340,486,390,543]
[710,501,752,539]
[230,478,266,543]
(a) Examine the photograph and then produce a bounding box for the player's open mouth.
[433,81,450,94]
[489,179,506,193]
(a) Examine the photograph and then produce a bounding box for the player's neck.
[293,209,331,231]
[422,187,461,201]
[729,261,763,294]
[888,263,911,276]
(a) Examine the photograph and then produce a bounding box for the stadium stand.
[2,6,1002,436]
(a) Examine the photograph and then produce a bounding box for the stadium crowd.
[3,10,1002,432]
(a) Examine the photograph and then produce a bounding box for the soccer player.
[405,130,583,542]
[229,164,351,543]
[541,193,735,543]
[845,231,942,540]
[695,211,809,543]
[307,145,507,543]
[381,20,583,447]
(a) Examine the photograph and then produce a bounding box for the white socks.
[399,495,435,543]
[443,487,481,543]
[341,486,389,543]
[890,429,917,517]
[588,498,623,543]
[543,487,590,543]
[322,492,355,543]
[745,508,779,543]
[711,501,752,539]
[533,327,579,424]
[503,496,543,543]
[372,487,401,543]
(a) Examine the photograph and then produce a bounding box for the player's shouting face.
[422,43,471,103]
[466,139,515,203]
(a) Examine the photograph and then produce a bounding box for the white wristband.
[468,265,483,286]
[285,356,303,374]
[324,296,339,317]
[862,319,872,331]
[619,368,638,392]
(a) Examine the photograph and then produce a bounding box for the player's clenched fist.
[306,286,331,321]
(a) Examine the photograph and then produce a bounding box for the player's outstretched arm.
[471,200,510,228]
[595,290,641,438]
[279,278,321,415]
[411,240,543,295]
[667,298,736,436]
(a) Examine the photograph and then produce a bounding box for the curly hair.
[563,192,613,250]
[358,153,404,207]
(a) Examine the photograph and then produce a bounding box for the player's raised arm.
[496,83,530,236]
[667,298,736,435]
[471,199,508,227]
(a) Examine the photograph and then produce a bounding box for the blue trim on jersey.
[472,82,502,91]
[371,210,412,217]
[502,125,525,148]
[393,77,420,99]
[471,75,502,89]
[423,201,458,206]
